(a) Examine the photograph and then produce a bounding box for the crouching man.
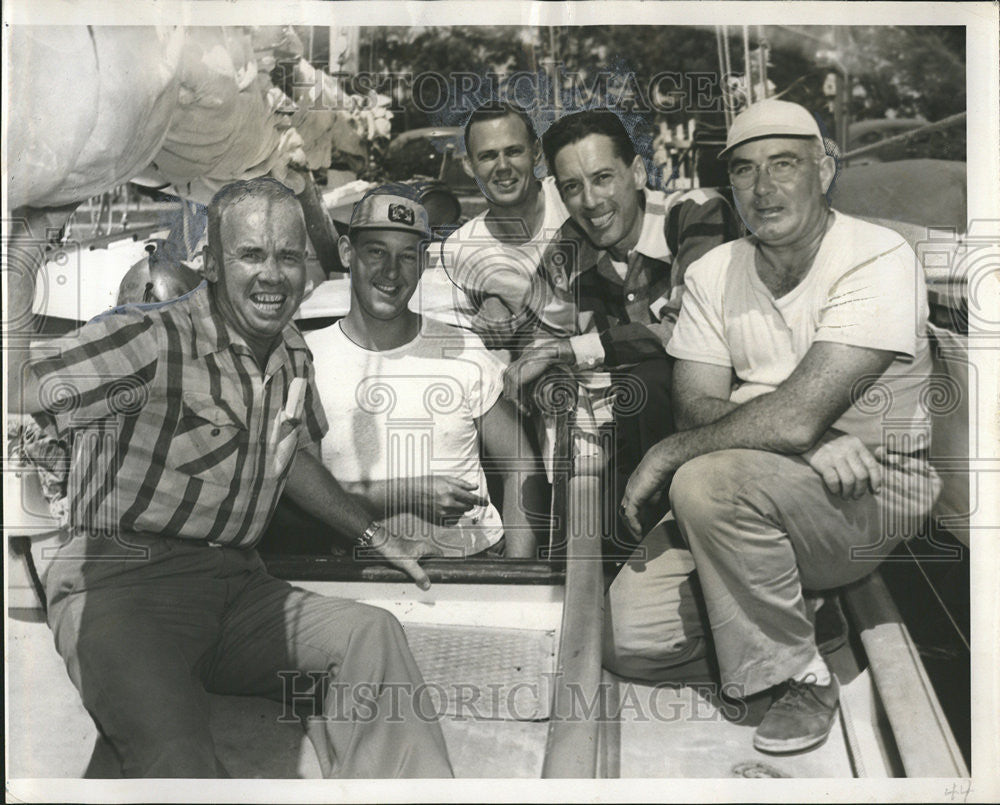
[503,108,740,535]
[307,184,549,558]
[20,178,452,777]
[606,100,941,753]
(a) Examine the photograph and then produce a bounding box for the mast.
[743,26,753,103]
[757,25,768,99]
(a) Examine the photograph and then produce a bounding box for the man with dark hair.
[440,99,577,349]
[610,99,940,754]
[539,107,637,182]
[504,107,740,528]
[307,184,548,558]
[21,177,453,778]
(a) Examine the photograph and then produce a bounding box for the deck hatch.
[403,623,557,721]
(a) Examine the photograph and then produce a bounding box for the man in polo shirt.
[439,99,577,350]
[21,177,453,778]
[503,108,740,532]
[610,99,940,753]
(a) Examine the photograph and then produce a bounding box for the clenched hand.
[405,475,488,524]
[502,340,574,412]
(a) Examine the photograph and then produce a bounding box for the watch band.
[357,520,383,548]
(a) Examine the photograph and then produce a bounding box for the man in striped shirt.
[502,108,741,538]
[21,178,452,778]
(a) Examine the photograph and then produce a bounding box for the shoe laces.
[772,676,821,710]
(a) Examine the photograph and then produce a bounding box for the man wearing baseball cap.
[605,99,939,753]
[306,184,548,559]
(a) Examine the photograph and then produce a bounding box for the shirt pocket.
[168,392,247,486]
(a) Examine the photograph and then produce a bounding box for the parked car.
[846,118,965,163]
[382,126,488,221]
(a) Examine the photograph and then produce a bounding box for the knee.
[347,603,405,642]
[342,604,410,663]
[72,629,132,693]
[602,573,705,682]
[669,450,764,526]
[602,615,708,683]
[670,453,727,523]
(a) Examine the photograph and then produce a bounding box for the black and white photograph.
[3,1,998,801]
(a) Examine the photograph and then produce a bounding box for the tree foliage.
[355,25,965,160]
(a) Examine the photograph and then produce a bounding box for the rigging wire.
[902,539,970,651]
[715,26,731,130]
[721,25,734,124]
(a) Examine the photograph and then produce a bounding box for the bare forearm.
[340,478,410,519]
[624,343,899,536]
[663,389,821,469]
[285,451,373,542]
[287,451,442,590]
[667,345,892,455]
[674,395,739,430]
[623,388,822,536]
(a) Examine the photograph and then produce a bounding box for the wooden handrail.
[843,570,969,777]
[534,364,579,558]
[541,367,609,778]
[541,472,608,778]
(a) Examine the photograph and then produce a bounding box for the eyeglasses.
[728,157,809,190]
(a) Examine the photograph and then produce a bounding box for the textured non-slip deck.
[403,623,558,721]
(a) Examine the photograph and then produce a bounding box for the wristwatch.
[357,520,384,549]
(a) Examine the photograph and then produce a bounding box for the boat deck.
[6,583,884,780]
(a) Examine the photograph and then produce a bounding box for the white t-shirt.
[668,211,933,449]
[306,317,507,556]
[439,176,577,334]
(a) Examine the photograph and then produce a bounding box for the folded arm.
[620,341,897,534]
[670,358,739,429]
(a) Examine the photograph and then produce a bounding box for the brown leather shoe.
[753,675,840,754]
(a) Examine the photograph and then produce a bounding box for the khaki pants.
[604,449,940,696]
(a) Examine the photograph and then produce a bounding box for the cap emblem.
[388,203,415,226]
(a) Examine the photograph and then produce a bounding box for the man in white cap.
[307,184,548,558]
[605,99,940,753]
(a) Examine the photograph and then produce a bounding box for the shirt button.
[211,428,221,436]
[626,293,636,302]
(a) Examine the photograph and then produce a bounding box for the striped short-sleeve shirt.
[29,283,328,547]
